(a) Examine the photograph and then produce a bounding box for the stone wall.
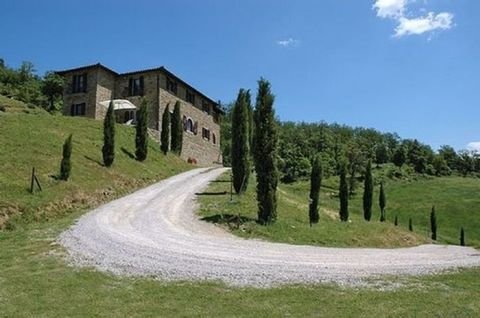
[94,69,115,119]
[62,70,98,118]
[158,88,221,166]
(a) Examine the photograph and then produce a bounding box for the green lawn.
[0,111,191,229]
[198,171,480,248]
[1,214,480,317]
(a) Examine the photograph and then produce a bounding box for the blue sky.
[1,0,478,151]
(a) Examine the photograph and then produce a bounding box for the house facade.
[57,63,222,165]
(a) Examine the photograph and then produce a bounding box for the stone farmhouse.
[57,63,222,165]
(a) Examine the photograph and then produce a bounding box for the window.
[72,73,87,93]
[202,101,210,114]
[70,103,86,116]
[166,77,177,95]
[202,127,210,141]
[128,76,144,96]
[185,118,194,133]
[212,133,216,144]
[124,110,135,123]
[186,90,195,104]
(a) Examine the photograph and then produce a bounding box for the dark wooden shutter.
[70,104,75,116]
[139,76,144,96]
[81,103,86,115]
[83,73,87,92]
[128,78,133,96]
[72,76,76,93]
[193,121,198,135]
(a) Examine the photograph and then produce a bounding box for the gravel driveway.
[59,167,480,287]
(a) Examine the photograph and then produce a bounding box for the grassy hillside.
[199,171,480,248]
[0,111,191,228]
[0,94,46,114]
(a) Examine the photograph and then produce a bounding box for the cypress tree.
[379,181,386,222]
[59,134,73,181]
[171,101,183,154]
[253,78,278,225]
[339,162,349,222]
[309,155,322,226]
[409,217,413,231]
[135,99,148,161]
[160,105,170,155]
[430,206,437,241]
[394,215,398,226]
[102,100,115,167]
[363,160,373,221]
[460,227,465,246]
[245,90,254,154]
[231,89,250,193]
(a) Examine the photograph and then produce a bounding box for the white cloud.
[373,0,406,18]
[276,38,299,47]
[467,142,480,152]
[395,12,454,37]
[373,0,454,38]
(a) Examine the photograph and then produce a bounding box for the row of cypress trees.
[230,79,278,225]
[161,101,183,155]
[59,99,184,181]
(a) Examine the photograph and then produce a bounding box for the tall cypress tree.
[245,89,254,154]
[102,101,115,167]
[135,99,148,161]
[160,105,170,155]
[409,218,413,231]
[394,215,398,226]
[309,155,322,226]
[430,206,437,241]
[363,160,373,221]
[231,89,250,193]
[253,78,278,225]
[379,181,386,222]
[60,134,73,181]
[339,162,349,222]
[171,101,183,154]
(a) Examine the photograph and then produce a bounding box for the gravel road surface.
[59,167,480,287]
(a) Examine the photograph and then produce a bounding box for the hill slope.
[0,111,191,228]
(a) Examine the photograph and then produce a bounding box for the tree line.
[0,58,64,112]
[222,106,480,184]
